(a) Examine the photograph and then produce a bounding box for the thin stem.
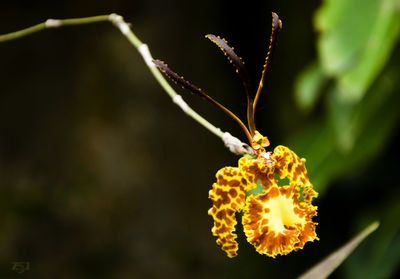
[247,98,256,137]
[0,14,252,154]
[54,15,111,26]
[0,15,110,42]
[0,22,45,42]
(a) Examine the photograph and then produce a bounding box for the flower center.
[262,188,305,234]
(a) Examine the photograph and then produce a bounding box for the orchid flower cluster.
[154,13,318,258]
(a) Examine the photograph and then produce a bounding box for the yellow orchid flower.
[154,12,318,258]
[209,143,318,258]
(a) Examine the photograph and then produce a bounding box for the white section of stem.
[45,19,62,28]
[222,132,254,156]
[173,95,189,113]
[138,44,154,68]
[109,13,130,35]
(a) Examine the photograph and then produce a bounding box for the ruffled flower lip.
[209,144,318,258]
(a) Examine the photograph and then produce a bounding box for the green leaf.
[289,62,400,194]
[327,86,358,152]
[328,62,400,153]
[294,61,328,111]
[315,0,400,102]
[298,221,380,279]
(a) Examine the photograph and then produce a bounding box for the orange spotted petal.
[252,130,270,150]
[271,145,318,202]
[238,156,275,190]
[242,184,318,257]
[208,166,254,257]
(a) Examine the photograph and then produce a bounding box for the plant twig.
[0,15,110,42]
[0,13,253,155]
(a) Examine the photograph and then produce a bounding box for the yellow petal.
[242,146,318,257]
[242,184,318,257]
[271,145,318,202]
[208,166,252,257]
[238,156,275,190]
[252,130,270,150]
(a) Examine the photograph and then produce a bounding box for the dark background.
[1,1,399,278]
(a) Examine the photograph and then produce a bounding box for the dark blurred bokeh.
[1,1,399,278]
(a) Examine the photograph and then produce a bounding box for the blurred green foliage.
[294,0,400,277]
[294,0,400,189]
